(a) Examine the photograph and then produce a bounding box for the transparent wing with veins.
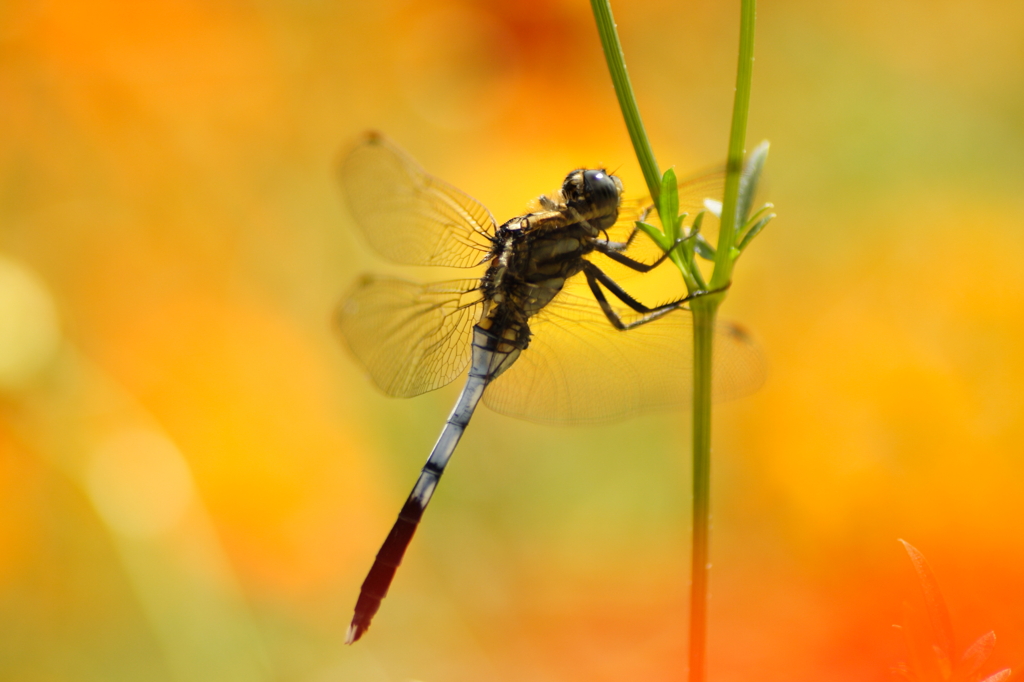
[339,131,497,268]
[336,276,485,398]
[483,289,765,425]
[604,167,726,268]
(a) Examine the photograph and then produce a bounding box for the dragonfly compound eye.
[585,168,622,197]
[562,169,623,212]
[582,170,622,208]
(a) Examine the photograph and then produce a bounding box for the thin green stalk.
[690,2,756,681]
[710,0,757,291]
[688,296,717,682]
[589,0,662,203]
[590,2,758,682]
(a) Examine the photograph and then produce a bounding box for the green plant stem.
[689,2,756,681]
[590,1,757,681]
[710,0,757,290]
[688,295,717,682]
[589,0,662,203]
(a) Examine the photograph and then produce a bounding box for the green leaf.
[674,212,689,237]
[960,631,997,678]
[689,209,705,235]
[900,540,956,665]
[695,234,717,261]
[635,220,672,250]
[735,140,770,228]
[743,203,775,231]
[736,212,774,253]
[659,168,680,241]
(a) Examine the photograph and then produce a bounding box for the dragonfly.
[336,131,763,644]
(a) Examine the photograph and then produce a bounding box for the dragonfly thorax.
[480,168,626,344]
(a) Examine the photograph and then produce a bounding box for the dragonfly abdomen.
[346,329,518,644]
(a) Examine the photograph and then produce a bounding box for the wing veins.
[340,132,496,268]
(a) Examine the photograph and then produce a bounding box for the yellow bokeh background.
[2,0,1023,680]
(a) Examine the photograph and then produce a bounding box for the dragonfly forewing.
[339,132,496,268]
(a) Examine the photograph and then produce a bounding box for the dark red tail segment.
[345,480,431,644]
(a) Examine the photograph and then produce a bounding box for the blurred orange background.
[2,0,1023,680]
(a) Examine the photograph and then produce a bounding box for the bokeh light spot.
[86,428,196,538]
[0,255,61,391]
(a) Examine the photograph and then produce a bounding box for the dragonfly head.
[562,169,624,216]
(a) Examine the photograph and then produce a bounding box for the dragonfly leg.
[538,194,559,211]
[582,261,719,331]
[596,199,662,253]
[593,237,686,272]
[595,216,648,254]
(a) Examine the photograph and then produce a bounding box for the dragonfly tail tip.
[344,622,363,645]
